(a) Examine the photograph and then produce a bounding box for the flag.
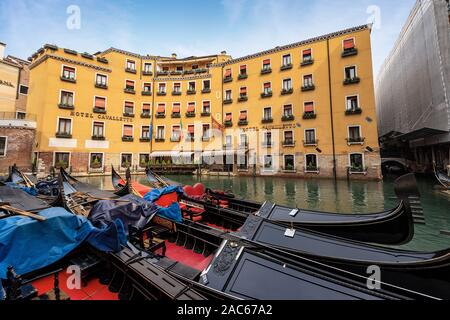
[212,115,224,132]
[179,118,184,140]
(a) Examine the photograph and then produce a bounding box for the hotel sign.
[0,79,15,88]
[70,111,134,123]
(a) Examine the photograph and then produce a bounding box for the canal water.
[78,174,450,252]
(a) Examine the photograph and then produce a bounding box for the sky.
[0,0,417,77]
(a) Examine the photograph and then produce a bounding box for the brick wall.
[0,127,35,174]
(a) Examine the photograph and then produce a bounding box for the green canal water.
[78,174,450,252]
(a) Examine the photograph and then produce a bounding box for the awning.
[151,151,180,157]
[179,152,194,158]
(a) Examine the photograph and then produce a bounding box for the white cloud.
[222,0,248,25]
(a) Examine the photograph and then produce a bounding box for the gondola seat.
[183,184,206,200]
[131,182,151,197]
[154,192,179,208]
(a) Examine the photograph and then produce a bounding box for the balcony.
[97,57,108,64]
[125,68,137,74]
[170,137,181,142]
[282,114,295,122]
[303,140,318,147]
[238,95,248,102]
[343,77,360,85]
[186,89,196,95]
[202,88,211,94]
[347,137,365,145]
[141,112,151,119]
[93,107,106,114]
[170,71,183,76]
[122,136,134,142]
[223,76,233,83]
[342,48,358,57]
[142,70,153,76]
[55,132,72,139]
[140,137,151,142]
[201,112,211,117]
[238,73,248,80]
[58,103,74,110]
[223,98,233,104]
[345,108,363,115]
[224,120,233,127]
[282,140,295,147]
[301,84,315,92]
[186,112,196,118]
[156,113,166,119]
[301,59,314,67]
[157,71,169,76]
[157,91,167,96]
[238,120,248,126]
[183,70,195,75]
[172,91,182,96]
[261,68,272,75]
[91,135,105,141]
[95,83,108,89]
[155,137,165,143]
[261,117,273,124]
[281,88,293,95]
[260,91,272,98]
[123,112,135,118]
[142,90,152,96]
[280,64,293,71]
[171,113,181,118]
[60,75,76,83]
[303,112,317,120]
[124,88,136,94]
[195,68,208,74]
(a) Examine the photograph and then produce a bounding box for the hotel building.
[26,24,381,179]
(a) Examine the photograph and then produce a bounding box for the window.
[126,59,136,71]
[203,80,211,90]
[62,66,76,80]
[264,155,273,169]
[284,131,294,145]
[187,125,195,140]
[224,68,232,79]
[304,101,315,114]
[173,82,181,93]
[125,80,135,91]
[171,126,181,141]
[16,112,26,119]
[60,91,74,107]
[192,64,199,70]
[305,129,316,144]
[92,121,104,138]
[158,83,166,93]
[202,101,211,114]
[239,110,247,121]
[121,153,132,168]
[343,38,355,50]
[225,90,232,100]
[225,113,232,124]
[302,49,312,62]
[348,126,361,140]
[346,96,359,111]
[303,74,313,87]
[282,54,292,66]
[283,105,293,117]
[90,153,103,169]
[172,103,181,115]
[57,118,72,135]
[263,107,272,120]
[19,85,28,95]
[157,103,166,115]
[225,135,232,147]
[240,87,247,97]
[55,152,70,169]
[240,134,248,147]
[305,154,318,171]
[187,102,196,114]
[124,101,134,115]
[96,74,107,86]
[94,96,106,111]
[240,65,247,75]
[263,82,272,94]
[264,132,272,145]
[350,153,364,172]
[123,125,133,138]
[143,63,152,73]
[262,59,271,70]
[162,66,169,71]
[202,124,210,140]
[345,66,357,79]
[284,155,295,170]
[156,126,165,140]
[282,78,292,91]
[176,66,183,71]
[142,103,151,116]
[143,83,152,92]
[141,126,150,139]
[0,137,7,157]
[188,81,196,92]
[139,154,150,167]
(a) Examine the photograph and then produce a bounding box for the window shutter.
[225,114,232,121]
[142,103,150,110]
[264,83,271,88]
[303,49,311,55]
[343,39,355,49]
[188,126,194,134]
[95,97,105,108]
[187,103,195,112]
[172,104,180,113]
[304,102,314,112]
[124,125,133,136]
[157,104,165,113]
[263,59,270,64]
[239,111,247,120]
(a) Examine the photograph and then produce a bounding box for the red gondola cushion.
[155,192,179,208]
[183,185,195,197]
[192,183,205,196]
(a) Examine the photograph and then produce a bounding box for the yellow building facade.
[26,24,381,179]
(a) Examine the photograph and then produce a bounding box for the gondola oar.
[0,203,46,221]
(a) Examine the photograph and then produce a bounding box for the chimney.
[221,51,227,55]
[171,53,177,59]
[0,42,6,59]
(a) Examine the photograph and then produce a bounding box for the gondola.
[146,169,420,245]
[433,162,450,189]
[71,169,450,299]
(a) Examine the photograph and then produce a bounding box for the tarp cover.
[4,182,38,196]
[143,186,184,222]
[0,207,126,279]
[0,185,49,212]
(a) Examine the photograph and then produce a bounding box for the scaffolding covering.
[376,0,450,142]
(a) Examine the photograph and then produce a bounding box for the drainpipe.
[150,59,156,157]
[327,39,337,180]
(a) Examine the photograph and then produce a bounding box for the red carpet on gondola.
[163,242,213,271]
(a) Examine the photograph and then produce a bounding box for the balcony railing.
[343,77,360,85]
[303,112,317,120]
[282,140,295,147]
[124,88,136,94]
[141,112,151,119]
[301,84,315,92]
[186,112,196,118]
[125,68,137,74]
[157,91,167,96]
[93,107,106,114]
[170,71,183,76]
[224,120,233,127]
[172,91,182,96]
[282,114,295,121]
[347,137,365,145]
[201,112,211,117]
[187,89,196,95]
[140,137,151,142]
[238,120,248,126]
[280,63,293,71]
[155,137,165,142]
[345,108,363,115]
[171,113,181,118]
[238,73,248,80]
[261,117,273,124]
[157,71,169,76]
[58,103,74,110]
[60,75,76,83]
[238,95,248,102]
[342,48,358,57]
[261,67,272,75]
[261,91,272,98]
[123,112,135,118]
[155,113,166,118]
[55,132,72,139]
[301,59,314,66]
[95,83,108,89]
[223,98,233,104]
[303,139,318,146]
[122,136,134,142]
[202,88,211,94]
[223,76,233,83]
[281,88,293,95]
[142,90,152,96]
[91,135,105,141]
[142,70,153,76]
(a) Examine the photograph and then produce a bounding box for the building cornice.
[99,47,170,61]
[29,54,112,72]
[154,74,212,81]
[210,24,371,67]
